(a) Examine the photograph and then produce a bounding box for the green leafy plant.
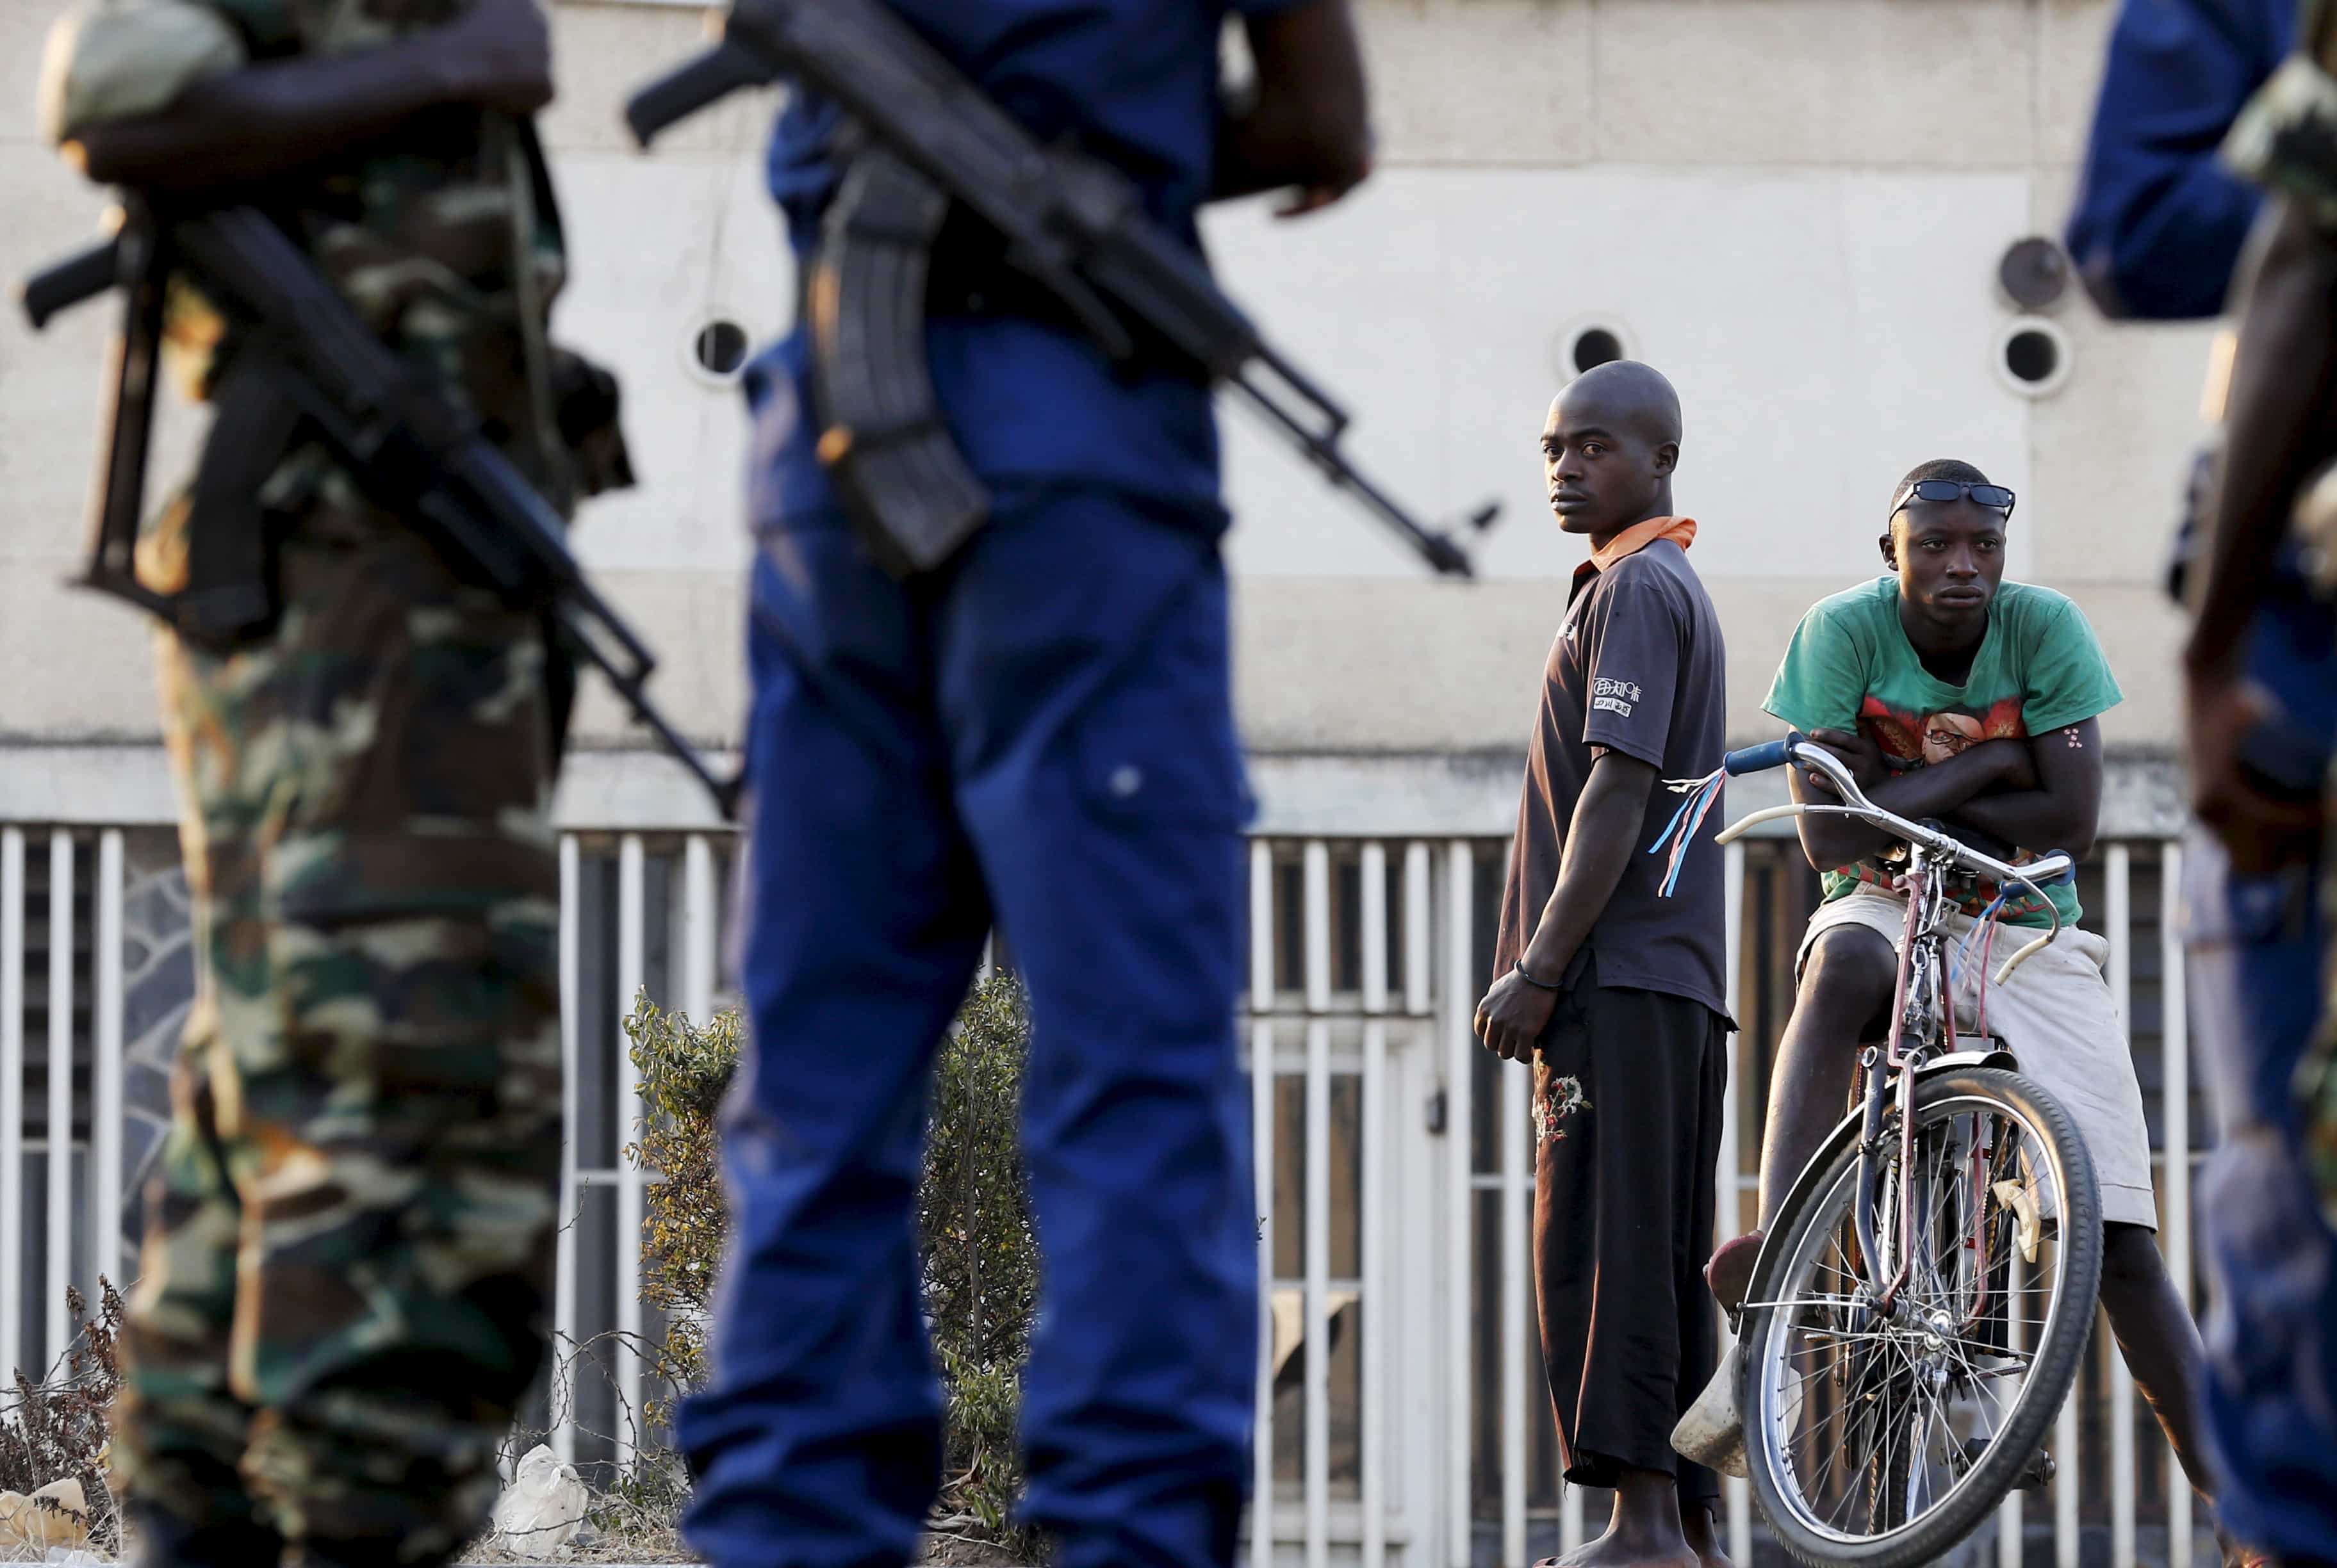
[624,1000,742,1419]
[625,972,1040,1556]
[917,976,1038,1549]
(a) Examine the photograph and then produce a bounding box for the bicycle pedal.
[1962,1437,2055,1490]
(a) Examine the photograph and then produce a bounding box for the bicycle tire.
[1738,1068,2103,1568]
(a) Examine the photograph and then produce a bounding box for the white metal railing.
[1,826,135,1381]
[2,828,23,1380]
[614,834,646,1466]
[555,833,581,1463]
[550,830,726,1467]
[47,831,75,1369]
[1718,841,1752,1564]
[1437,837,1755,1567]
[1245,839,1435,1567]
[1441,841,1472,1568]
[1418,835,2205,1568]
[0,823,2208,1567]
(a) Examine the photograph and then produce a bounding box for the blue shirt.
[750,0,1297,526]
[2065,0,2292,320]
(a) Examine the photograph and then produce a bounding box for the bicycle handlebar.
[1723,731,1804,776]
[1719,736,2074,980]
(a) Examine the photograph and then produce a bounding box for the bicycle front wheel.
[1739,1068,2103,1568]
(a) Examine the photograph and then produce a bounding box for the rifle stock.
[22,236,124,331]
[627,38,773,147]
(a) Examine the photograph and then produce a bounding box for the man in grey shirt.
[1476,361,1731,1568]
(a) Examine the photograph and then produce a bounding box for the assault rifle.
[624,0,1497,576]
[20,206,738,819]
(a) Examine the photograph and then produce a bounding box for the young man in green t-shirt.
[1678,460,2223,1516]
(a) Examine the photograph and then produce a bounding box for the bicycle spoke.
[1748,1082,2092,1553]
[1743,1293,1864,1313]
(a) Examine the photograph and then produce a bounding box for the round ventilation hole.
[2005,329,2057,383]
[1993,316,2072,398]
[691,318,751,382]
[1571,326,1625,374]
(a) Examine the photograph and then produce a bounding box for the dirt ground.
[46,1530,1023,1567]
[459,1526,694,1563]
[914,1534,1024,1565]
[456,1528,1022,1565]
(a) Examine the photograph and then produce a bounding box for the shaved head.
[1552,360,1684,448]
[1539,361,1684,543]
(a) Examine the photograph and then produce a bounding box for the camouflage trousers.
[115,493,564,1564]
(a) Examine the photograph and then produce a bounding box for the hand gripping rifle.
[624,0,1498,576]
[21,206,739,819]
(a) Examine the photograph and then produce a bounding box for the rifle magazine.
[810,145,989,578]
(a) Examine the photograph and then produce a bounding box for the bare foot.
[1682,1506,1732,1568]
[1534,1533,1702,1568]
[2216,1527,2275,1568]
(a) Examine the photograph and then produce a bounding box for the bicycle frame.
[1861,853,1960,1315]
[1716,741,2074,1323]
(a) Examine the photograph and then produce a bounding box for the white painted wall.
[0,0,2213,778]
[1217,166,2038,584]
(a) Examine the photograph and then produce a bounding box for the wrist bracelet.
[1513,957,1564,992]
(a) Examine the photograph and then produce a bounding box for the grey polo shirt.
[1492,539,1732,1021]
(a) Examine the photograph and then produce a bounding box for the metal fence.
[1242,834,2208,1568]
[0,822,2208,1566]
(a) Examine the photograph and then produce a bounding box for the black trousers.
[1532,972,1728,1508]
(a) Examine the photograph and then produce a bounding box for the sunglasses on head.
[1890,480,2017,520]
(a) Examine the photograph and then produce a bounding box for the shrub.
[624,1000,743,1417]
[625,972,1040,1555]
[917,976,1037,1548]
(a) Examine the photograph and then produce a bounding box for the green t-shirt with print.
[1762,576,2123,927]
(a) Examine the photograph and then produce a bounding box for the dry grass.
[0,1281,126,1559]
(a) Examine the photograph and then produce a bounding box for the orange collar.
[1587,515,1697,573]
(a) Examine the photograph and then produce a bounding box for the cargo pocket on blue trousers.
[1070,557,1250,832]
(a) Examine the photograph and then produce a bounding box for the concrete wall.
[1218,0,2208,756]
[0,0,2214,787]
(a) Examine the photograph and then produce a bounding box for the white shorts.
[1797,888,2160,1231]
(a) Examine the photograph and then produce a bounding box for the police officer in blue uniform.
[673,4,1372,1565]
[2070,4,2337,1560]
[2066,0,2291,320]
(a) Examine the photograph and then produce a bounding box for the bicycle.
[1679,731,2103,1567]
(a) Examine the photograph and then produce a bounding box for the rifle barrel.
[622,0,1497,578]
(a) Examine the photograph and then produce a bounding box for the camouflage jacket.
[2227,0,2337,227]
[38,0,571,528]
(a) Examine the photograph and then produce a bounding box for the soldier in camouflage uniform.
[2186,7,2337,1558]
[37,1,585,1562]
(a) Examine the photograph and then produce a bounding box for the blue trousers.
[2187,591,2337,1561]
[676,487,1258,1568]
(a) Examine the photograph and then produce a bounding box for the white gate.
[1231,832,1718,1568]
[0,821,2209,1567]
